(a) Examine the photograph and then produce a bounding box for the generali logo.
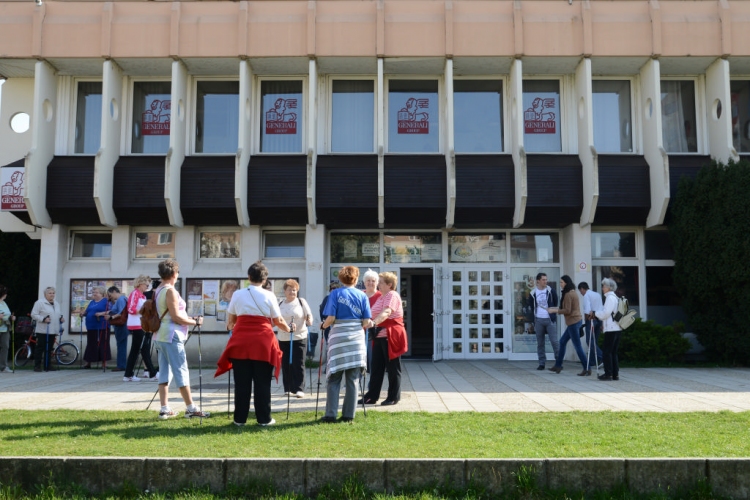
[142,99,171,136]
[266,98,298,135]
[524,97,556,134]
[1,169,26,211]
[397,97,429,134]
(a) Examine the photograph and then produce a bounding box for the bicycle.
[14,333,80,367]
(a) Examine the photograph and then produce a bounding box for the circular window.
[10,112,30,133]
[43,99,53,122]
[110,98,119,121]
[645,98,653,120]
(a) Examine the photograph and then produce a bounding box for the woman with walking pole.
[30,287,65,372]
[0,285,16,373]
[79,286,110,369]
[215,261,290,427]
[122,275,158,382]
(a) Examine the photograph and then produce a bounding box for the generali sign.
[397,97,430,134]
[265,98,298,135]
[524,97,557,134]
[142,99,171,136]
[1,167,27,211]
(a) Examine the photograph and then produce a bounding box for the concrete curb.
[1,458,749,498]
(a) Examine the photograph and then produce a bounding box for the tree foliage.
[669,159,750,364]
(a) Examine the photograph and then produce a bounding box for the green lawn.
[1,410,749,458]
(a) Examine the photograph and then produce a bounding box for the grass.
[1,409,749,458]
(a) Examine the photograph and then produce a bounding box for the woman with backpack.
[121,275,158,382]
[546,275,587,375]
[277,279,313,398]
[595,278,623,381]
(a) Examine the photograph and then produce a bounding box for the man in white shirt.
[528,273,559,370]
[578,281,604,367]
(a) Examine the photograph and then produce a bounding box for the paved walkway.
[1,361,749,413]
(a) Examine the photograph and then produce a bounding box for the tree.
[669,159,750,364]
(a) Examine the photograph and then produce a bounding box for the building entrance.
[398,268,434,359]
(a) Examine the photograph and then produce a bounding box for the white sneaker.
[142,371,149,378]
[295,391,305,398]
[123,376,141,382]
[1,367,13,373]
[258,418,276,427]
[283,391,290,396]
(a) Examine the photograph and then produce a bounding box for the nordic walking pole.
[360,370,367,418]
[314,330,325,419]
[287,316,294,420]
[79,315,83,369]
[11,316,15,373]
[307,332,313,392]
[44,322,50,371]
[227,369,231,419]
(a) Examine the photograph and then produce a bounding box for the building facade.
[1,0,747,360]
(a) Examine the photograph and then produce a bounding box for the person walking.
[547,275,587,375]
[528,273,559,370]
[122,275,158,382]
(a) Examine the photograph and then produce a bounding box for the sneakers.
[143,371,160,380]
[295,391,305,398]
[233,421,245,427]
[185,408,211,419]
[1,367,13,373]
[123,376,141,382]
[258,418,276,427]
[158,409,179,420]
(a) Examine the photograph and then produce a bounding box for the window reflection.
[592,80,632,153]
[510,234,559,263]
[75,82,102,154]
[591,232,636,258]
[454,80,503,153]
[730,80,750,153]
[661,80,698,153]
[332,80,375,153]
[195,81,239,154]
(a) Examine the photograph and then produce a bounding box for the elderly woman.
[80,286,110,369]
[0,285,16,373]
[216,261,291,427]
[320,266,371,423]
[595,278,623,381]
[278,279,313,398]
[153,259,209,420]
[362,269,381,372]
[359,272,407,406]
[105,286,128,372]
[30,287,65,372]
[547,275,587,375]
[122,275,158,382]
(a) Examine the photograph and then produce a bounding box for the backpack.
[612,295,637,330]
[139,288,169,334]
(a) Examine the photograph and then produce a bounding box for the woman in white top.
[278,279,313,398]
[595,278,623,381]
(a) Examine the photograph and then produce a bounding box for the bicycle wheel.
[15,345,32,367]
[55,342,79,366]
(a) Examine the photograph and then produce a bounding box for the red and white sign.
[1,168,27,211]
[265,98,298,135]
[142,99,171,136]
[397,97,430,134]
[524,97,556,134]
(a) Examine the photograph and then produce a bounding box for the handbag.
[109,310,128,326]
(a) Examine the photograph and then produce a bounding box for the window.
[388,80,439,153]
[591,232,636,259]
[199,231,240,259]
[592,80,632,153]
[330,234,379,263]
[730,80,750,154]
[195,81,239,154]
[384,234,442,263]
[646,266,688,328]
[523,80,561,152]
[593,265,640,312]
[71,232,112,259]
[449,234,506,263]
[454,80,503,153]
[131,81,171,154]
[510,233,559,263]
[661,80,698,153]
[260,80,303,153]
[264,232,305,258]
[331,80,375,153]
[645,231,673,260]
[74,82,102,154]
[134,232,176,259]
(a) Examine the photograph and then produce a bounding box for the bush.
[618,319,691,364]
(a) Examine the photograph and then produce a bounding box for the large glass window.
[384,234,442,263]
[454,80,503,153]
[646,266,688,328]
[511,267,560,354]
[510,233,559,263]
[71,232,112,259]
[264,232,305,258]
[74,82,102,154]
[661,80,698,153]
[134,231,176,259]
[730,80,750,154]
[523,80,561,152]
[645,231,673,260]
[449,234,506,263]
[330,234,380,263]
[132,81,171,154]
[260,80,303,153]
[592,232,636,259]
[388,80,439,153]
[331,80,374,153]
[195,81,239,154]
[593,265,640,312]
[592,80,632,153]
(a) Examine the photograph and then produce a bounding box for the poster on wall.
[1,167,26,211]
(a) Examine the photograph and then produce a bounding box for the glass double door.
[446,267,507,358]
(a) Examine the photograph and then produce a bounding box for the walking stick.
[79,316,83,369]
[102,312,109,373]
[11,316,15,373]
[287,316,294,420]
[44,322,50,371]
[360,369,367,417]
[314,330,325,419]
[307,332,313,392]
[227,369,231,419]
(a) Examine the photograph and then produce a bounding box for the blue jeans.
[534,317,559,365]
[155,335,190,388]
[325,367,360,420]
[555,321,587,370]
[113,325,129,369]
[584,318,603,363]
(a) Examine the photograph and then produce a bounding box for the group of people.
[528,272,623,381]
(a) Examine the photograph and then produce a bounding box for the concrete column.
[242,226,262,272]
[444,58,455,229]
[93,60,123,228]
[37,225,68,307]
[307,58,317,227]
[0,79,34,167]
[165,60,187,228]
[305,223,326,352]
[377,58,385,228]
[109,226,130,276]
[639,58,670,228]
[510,58,527,228]
[575,58,598,226]
[705,58,738,164]
[236,60,253,227]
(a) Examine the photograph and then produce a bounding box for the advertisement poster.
[142,98,171,136]
[1,167,26,211]
[361,242,379,257]
[524,96,557,134]
[265,98,298,135]
[397,97,430,134]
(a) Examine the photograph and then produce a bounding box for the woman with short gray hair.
[595,278,622,381]
[30,287,64,372]
[79,285,111,369]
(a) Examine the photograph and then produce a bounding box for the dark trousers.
[83,329,111,363]
[602,330,621,377]
[364,337,401,403]
[279,339,306,393]
[33,334,57,369]
[124,329,157,378]
[231,358,274,425]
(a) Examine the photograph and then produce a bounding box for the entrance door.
[446,267,507,359]
[399,268,434,359]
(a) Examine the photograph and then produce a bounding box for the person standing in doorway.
[528,273,559,370]
[578,281,603,367]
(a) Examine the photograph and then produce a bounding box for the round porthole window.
[10,112,30,133]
